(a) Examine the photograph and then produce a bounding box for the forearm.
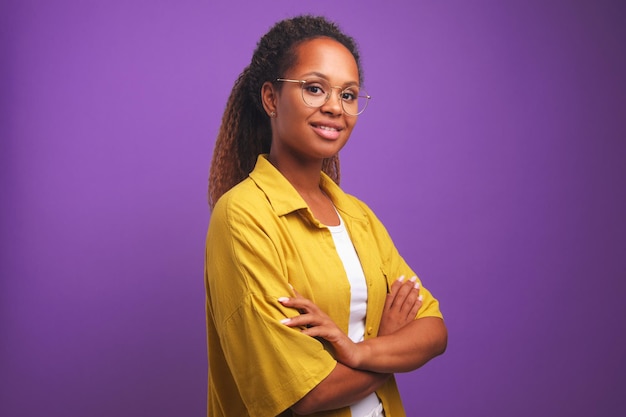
[291,362,389,415]
[356,317,447,373]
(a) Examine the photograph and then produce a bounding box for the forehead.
[290,37,359,82]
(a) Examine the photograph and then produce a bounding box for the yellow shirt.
[205,155,442,417]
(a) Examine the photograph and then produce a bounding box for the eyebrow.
[299,71,360,86]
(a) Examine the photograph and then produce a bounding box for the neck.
[267,153,325,197]
[266,152,339,225]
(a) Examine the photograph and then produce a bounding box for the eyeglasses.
[275,78,371,116]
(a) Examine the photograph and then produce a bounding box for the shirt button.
[367,326,373,334]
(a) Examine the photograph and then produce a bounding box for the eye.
[341,88,358,102]
[303,82,326,96]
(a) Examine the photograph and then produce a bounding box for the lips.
[311,122,343,140]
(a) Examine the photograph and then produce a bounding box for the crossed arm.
[282,277,448,414]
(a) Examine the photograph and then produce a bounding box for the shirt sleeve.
[354,198,443,320]
[206,192,337,416]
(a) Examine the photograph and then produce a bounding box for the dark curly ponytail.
[208,15,363,208]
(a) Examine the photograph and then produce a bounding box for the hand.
[378,275,423,337]
[278,288,362,368]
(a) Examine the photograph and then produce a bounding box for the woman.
[205,15,447,417]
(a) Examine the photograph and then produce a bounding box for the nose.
[320,87,343,115]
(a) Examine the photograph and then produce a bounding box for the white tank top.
[327,214,382,416]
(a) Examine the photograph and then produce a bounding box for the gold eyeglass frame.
[275,78,371,116]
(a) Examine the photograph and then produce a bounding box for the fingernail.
[398,275,405,282]
[280,318,291,324]
[414,281,420,289]
[278,297,289,303]
[409,276,417,283]
[418,295,423,301]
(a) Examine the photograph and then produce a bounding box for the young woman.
[205,15,447,417]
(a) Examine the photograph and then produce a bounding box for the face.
[262,37,361,167]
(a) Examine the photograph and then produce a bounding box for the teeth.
[318,125,338,131]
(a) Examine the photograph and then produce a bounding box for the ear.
[261,81,278,116]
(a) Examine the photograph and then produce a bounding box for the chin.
[317,145,345,160]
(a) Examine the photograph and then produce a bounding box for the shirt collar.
[248,154,365,221]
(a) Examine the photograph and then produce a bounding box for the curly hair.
[208,15,363,208]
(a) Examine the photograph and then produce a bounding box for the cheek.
[278,102,305,125]
[344,119,357,135]
[275,111,305,138]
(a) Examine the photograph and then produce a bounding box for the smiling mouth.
[312,123,342,132]
[311,123,343,140]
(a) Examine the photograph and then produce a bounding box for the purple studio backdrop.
[2,1,625,416]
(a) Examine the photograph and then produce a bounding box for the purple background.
[2,1,625,416]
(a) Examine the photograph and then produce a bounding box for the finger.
[407,294,423,319]
[390,277,416,310]
[384,276,405,311]
[278,296,316,313]
[280,313,321,329]
[399,282,420,315]
[301,325,334,339]
[399,277,422,313]
[301,327,348,347]
[389,275,405,295]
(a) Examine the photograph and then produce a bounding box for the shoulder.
[321,174,381,224]
[340,193,396,248]
[211,178,272,222]
[208,179,280,247]
[341,192,385,227]
[346,194,374,215]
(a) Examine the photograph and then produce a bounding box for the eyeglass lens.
[300,80,369,115]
